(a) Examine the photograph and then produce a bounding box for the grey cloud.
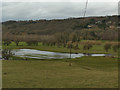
[86,2,118,16]
[1,2,118,22]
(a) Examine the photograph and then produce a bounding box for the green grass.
[2,56,118,88]
[2,41,119,56]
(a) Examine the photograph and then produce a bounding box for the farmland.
[2,15,119,88]
[2,56,118,88]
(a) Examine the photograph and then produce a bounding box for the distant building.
[106,21,112,25]
[109,25,115,29]
[87,24,96,28]
[87,25,92,28]
[95,21,102,24]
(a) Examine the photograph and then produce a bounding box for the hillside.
[2,15,118,35]
[2,15,119,41]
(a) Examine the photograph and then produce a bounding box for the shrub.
[104,43,111,52]
[3,41,11,46]
[112,44,119,52]
[80,40,101,45]
[2,48,14,60]
[67,41,73,49]
[83,44,93,50]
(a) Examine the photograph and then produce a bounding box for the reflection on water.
[12,49,112,59]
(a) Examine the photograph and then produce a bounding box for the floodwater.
[12,49,112,59]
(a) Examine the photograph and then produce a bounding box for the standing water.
[12,49,112,59]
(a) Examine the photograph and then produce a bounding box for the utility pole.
[69,43,72,66]
[83,0,89,18]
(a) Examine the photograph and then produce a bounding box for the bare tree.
[3,33,12,46]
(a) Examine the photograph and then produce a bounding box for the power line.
[83,0,89,18]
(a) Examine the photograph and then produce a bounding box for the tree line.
[3,32,120,52]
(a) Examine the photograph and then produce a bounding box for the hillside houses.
[87,24,97,28]
[95,21,102,24]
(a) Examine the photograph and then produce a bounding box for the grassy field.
[2,56,118,88]
[3,41,119,56]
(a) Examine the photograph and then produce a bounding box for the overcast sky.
[1,0,119,22]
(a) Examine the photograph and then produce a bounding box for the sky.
[0,0,119,22]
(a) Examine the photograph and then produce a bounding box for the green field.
[3,41,119,56]
[2,13,119,88]
[3,56,118,88]
[2,41,119,88]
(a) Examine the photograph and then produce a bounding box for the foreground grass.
[2,56,118,88]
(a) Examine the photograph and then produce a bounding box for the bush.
[2,48,14,60]
[67,41,73,49]
[83,44,93,50]
[104,43,111,52]
[3,41,12,46]
[112,44,119,52]
[80,41,101,45]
